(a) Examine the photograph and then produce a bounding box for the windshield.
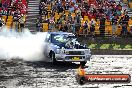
[51,34,77,44]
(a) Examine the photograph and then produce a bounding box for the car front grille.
[66,51,84,55]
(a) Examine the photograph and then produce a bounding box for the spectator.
[52,2,57,12]
[42,7,48,19]
[83,20,88,37]
[49,15,55,23]
[0,17,4,27]
[49,23,54,32]
[71,20,76,34]
[36,19,42,32]
[59,24,64,31]
[89,19,96,37]
[116,2,122,16]
[13,10,21,31]
[13,10,20,22]
[67,13,72,23]
[19,14,25,32]
[69,6,75,13]
[75,13,81,35]
[65,3,70,10]
[99,15,106,37]
[130,26,132,36]
[121,16,128,36]
[57,4,64,13]
[119,17,123,25]
[49,15,55,31]
[64,22,69,32]
[38,16,43,23]
[124,13,129,25]
[111,16,118,37]
[41,0,47,4]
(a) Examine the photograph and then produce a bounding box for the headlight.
[89,49,91,53]
[85,50,89,54]
[56,49,61,54]
[56,49,66,54]
[60,49,64,53]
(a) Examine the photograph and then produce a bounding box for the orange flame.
[77,66,85,76]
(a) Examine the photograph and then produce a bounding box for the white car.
[44,32,91,66]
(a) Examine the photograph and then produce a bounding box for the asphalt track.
[0,55,132,88]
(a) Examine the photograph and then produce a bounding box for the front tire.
[80,61,86,66]
[49,51,57,63]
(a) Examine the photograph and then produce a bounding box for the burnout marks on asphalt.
[0,56,132,88]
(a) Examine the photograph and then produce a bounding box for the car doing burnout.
[44,32,91,65]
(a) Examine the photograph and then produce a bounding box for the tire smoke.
[0,27,48,61]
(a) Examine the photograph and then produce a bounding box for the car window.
[51,33,77,44]
[52,34,67,43]
[54,35,67,43]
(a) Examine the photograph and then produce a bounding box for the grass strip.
[88,44,132,50]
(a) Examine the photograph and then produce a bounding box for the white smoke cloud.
[0,26,48,61]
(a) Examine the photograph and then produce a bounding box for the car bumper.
[55,54,91,62]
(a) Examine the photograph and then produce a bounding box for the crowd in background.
[0,0,27,31]
[0,0,131,36]
[38,0,132,37]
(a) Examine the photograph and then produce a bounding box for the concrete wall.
[78,37,132,55]
[91,49,132,55]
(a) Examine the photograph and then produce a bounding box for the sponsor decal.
[76,66,131,85]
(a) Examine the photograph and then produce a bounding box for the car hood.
[55,43,87,49]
